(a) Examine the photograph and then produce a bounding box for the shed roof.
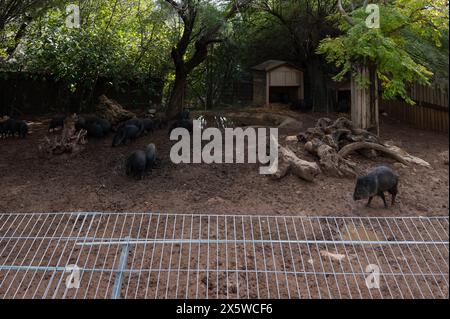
[251,60,302,72]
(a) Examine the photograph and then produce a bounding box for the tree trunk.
[166,67,187,120]
[351,64,379,134]
[163,0,244,119]
[306,57,329,112]
[6,16,32,58]
[205,43,214,110]
[166,43,209,119]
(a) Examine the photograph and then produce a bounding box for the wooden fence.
[380,83,449,133]
[220,80,253,105]
[0,72,163,116]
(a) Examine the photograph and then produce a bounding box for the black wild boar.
[153,112,168,129]
[353,166,399,208]
[142,119,154,134]
[75,116,87,131]
[0,121,6,138]
[3,119,28,138]
[125,150,147,179]
[168,119,193,135]
[144,143,157,171]
[180,108,190,120]
[86,122,104,138]
[16,120,28,138]
[118,118,145,136]
[112,124,140,147]
[48,116,65,132]
[1,119,15,137]
[97,118,111,135]
[84,115,101,125]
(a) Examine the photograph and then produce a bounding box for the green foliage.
[317,0,449,103]
[2,0,448,110]
[0,1,62,57]
[187,38,247,108]
[3,0,175,94]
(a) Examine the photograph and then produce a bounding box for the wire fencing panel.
[0,213,448,299]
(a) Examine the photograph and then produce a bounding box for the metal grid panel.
[0,213,448,299]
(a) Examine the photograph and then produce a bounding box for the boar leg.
[366,197,373,207]
[389,186,398,206]
[378,192,388,208]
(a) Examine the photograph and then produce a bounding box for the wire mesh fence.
[0,213,448,299]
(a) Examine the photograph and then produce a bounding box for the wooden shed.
[252,60,304,106]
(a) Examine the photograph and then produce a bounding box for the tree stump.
[38,114,88,157]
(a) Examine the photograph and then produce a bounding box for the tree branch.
[337,0,354,25]
[362,0,369,9]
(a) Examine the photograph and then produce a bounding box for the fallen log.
[305,138,357,177]
[384,142,431,168]
[272,146,321,181]
[338,142,409,165]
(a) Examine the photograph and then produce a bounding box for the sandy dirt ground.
[0,111,448,217]
[0,110,448,300]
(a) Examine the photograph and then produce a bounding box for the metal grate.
[0,213,448,299]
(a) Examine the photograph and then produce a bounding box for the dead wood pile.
[95,95,135,127]
[38,114,87,157]
[296,117,411,177]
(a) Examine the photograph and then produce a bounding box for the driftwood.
[297,117,429,176]
[38,114,88,157]
[272,146,321,181]
[95,95,135,127]
[297,117,375,177]
[338,142,409,166]
[298,117,379,150]
[305,138,357,177]
[383,143,431,168]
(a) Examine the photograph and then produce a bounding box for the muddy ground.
[0,111,448,217]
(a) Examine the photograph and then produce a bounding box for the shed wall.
[252,63,305,105]
[269,66,302,87]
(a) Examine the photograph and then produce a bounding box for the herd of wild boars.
[0,118,28,138]
[49,113,174,179]
[1,110,193,181]
[1,109,402,207]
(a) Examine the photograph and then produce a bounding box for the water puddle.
[196,114,275,129]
